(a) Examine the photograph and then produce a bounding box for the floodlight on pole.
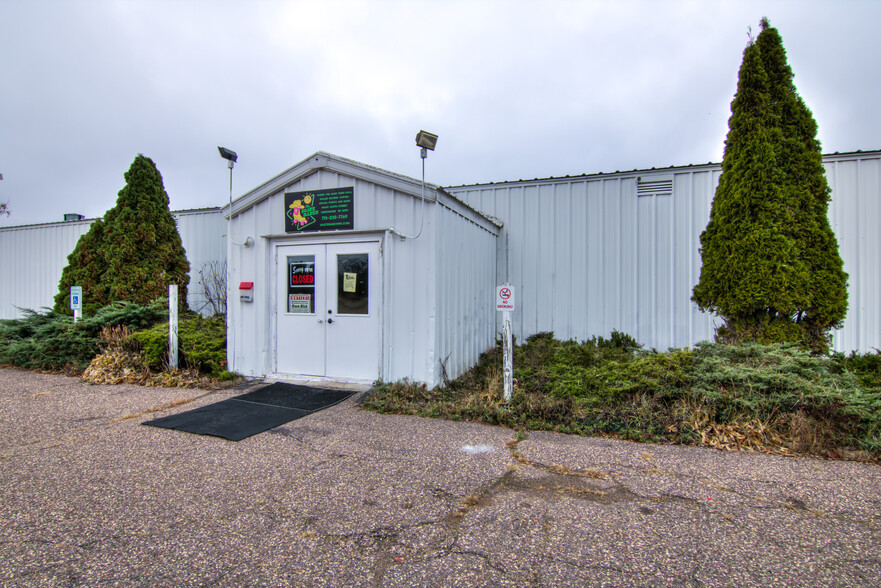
[218,146,251,247]
[218,146,237,372]
[218,146,238,166]
[389,130,438,240]
[218,146,237,217]
[415,130,438,155]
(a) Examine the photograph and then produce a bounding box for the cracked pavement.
[1,368,880,587]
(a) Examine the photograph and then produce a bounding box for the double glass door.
[275,242,379,380]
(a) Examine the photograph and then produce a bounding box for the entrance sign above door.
[284,187,355,233]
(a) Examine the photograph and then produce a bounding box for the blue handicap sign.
[70,286,83,311]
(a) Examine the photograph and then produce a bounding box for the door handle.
[318,319,324,324]
[327,318,334,324]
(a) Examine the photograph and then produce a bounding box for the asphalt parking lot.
[1,367,880,587]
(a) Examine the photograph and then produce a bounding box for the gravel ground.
[1,367,880,587]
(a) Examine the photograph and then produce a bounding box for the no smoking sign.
[496,285,515,311]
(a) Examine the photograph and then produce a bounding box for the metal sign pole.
[503,308,513,402]
[169,285,178,370]
[496,283,515,402]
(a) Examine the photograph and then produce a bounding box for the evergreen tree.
[692,19,847,352]
[55,220,109,315]
[754,18,848,340]
[55,155,190,315]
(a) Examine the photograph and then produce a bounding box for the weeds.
[364,333,881,460]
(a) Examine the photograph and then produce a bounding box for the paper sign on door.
[289,294,311,313]
[343,272,357,293]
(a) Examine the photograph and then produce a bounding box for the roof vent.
[63,213,85,221]
[637,177,673,197]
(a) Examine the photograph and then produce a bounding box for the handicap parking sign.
[70,286,82,311]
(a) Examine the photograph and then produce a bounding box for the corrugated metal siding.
[0,220,91,318]
[450,152,879,354]
[826,154,881,353]
[383,217,437,384]
[227,201,266,377]
[0,209,226,320]
[435,199,498,381]
[173,209,228,314]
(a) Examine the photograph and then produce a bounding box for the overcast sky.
[1,0,879,227]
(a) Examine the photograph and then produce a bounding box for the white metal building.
[225,152,501,386]
[2,149,877,386]
[0,208,226,319]
[448,149,881,355]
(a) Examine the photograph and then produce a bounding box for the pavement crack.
[506,435,880,530]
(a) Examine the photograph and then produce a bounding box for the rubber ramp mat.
[235,382,355,411]
[143,383,356,441]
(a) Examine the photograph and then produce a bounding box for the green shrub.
[130,314,228,377]
[833,349,881,397]
[0,300,166,372]
[683,342,879,451]
[364,332,881,457]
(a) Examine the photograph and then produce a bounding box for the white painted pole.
[169,285,178,370]
[503,309,513,402]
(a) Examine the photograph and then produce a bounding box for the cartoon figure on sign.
[287,193,317,230]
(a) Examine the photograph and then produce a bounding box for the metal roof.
[445,149,881,190]
[0,206,223,231]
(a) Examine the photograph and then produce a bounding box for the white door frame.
[269,232,384,385]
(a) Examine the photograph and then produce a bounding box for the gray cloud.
[1,0,879,226]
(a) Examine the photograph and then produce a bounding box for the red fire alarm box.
[239,282,254,303]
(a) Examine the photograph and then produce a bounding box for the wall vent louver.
[637,178,673,197]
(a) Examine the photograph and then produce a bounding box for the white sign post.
[169,285,178,370]
[70,286,82,323]
[496,284,515,402]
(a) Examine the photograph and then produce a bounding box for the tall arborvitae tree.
[754,18,848,342]
[55,155,190,316]
[692,19,847,353]
[55,220,109,315]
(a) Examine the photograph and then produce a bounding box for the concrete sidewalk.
[1,367,879,587]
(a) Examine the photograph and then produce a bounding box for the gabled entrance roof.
[224,152,440,220]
